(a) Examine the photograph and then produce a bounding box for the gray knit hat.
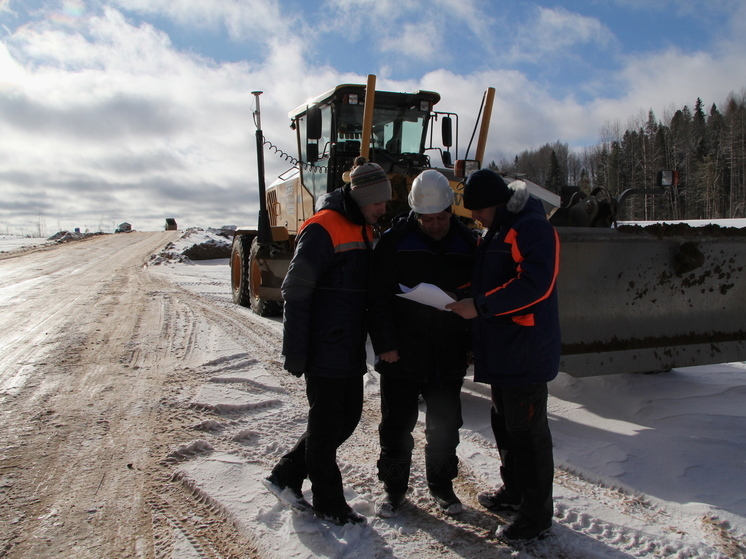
[348,156,392,206]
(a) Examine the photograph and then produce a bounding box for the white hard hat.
[408,170,454,214]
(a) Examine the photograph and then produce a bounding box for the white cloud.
[323,0,497,65]
[1,7,262,233]
[508,6,613,64]
[721,1,746,51]
[610,0,736,17]
[616,47,746,117]
[378,20,440,59]
[1,0,745,233]
[111,0,290,40]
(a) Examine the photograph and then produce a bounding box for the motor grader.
[231,75,492,314]
[231,75,746,377]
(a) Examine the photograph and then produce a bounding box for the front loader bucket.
[557,224,746,377]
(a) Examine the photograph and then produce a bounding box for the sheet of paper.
[396,283,455,311]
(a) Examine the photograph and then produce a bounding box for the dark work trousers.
[490,382,554,524]
[378,375,464,493]
[271,374,364,513]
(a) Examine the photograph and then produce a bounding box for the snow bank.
[147,241,746,559]
[148,227,233,265]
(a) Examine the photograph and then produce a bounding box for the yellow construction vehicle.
[231,75,746,377]
[231,75,496,314]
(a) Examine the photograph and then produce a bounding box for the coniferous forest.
[493,90,746,221]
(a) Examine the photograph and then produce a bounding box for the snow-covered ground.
[0,235,52,252]
[3,225,746,558]
[0,231,99,254]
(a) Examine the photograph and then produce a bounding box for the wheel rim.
[250,256,261,304]
[231,251,241,291]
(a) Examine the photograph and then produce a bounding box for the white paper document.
[397,283,456,311]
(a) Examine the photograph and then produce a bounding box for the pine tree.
[498,90,746,220]
[579,168,591,193]
[546,150,563,193]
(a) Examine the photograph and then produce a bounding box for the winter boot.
[263,473,311,512]
[425,453,462,515]
[375,490,407,518]
[314,505,367,526]
[429,484,463,515]
[496,514,552,542]
[478,486,521,513]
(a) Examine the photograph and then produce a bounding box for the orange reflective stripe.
[484,228,521,298]
[485,277,516,298]
[506,228,522,263]
[485,227,561,317]
[512,314,535,326]
[299,209,371,252]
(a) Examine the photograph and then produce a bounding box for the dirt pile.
[148,227,232,264]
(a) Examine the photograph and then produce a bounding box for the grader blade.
[253,244,290,302]
[557,224,746,377]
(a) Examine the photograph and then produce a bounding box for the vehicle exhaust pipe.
[252,90,272,246]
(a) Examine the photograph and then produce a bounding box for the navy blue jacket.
[369,211,476,385]
[281,186,372,377]
[471,184,561,386]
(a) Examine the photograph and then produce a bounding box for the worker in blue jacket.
[447,168,560,543]
[369,170,476,518]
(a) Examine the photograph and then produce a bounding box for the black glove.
[284,356,306,378]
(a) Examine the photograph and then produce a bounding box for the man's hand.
[446,298,478,319]
[283,356,306,378]
[379,350,400,363]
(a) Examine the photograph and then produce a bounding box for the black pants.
[490,382,554,524]
[271,374,364,512]
[378,375,463,492]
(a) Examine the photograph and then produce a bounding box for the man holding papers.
[447,168,560,543]
[369,170,477,518]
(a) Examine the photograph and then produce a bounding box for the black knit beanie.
[463,169,512,210]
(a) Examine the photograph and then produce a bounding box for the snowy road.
[0,231,743,559]
[0,233,262,558]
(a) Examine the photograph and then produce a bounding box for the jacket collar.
[316,185,367,226]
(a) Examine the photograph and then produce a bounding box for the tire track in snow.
[150,260,742,559]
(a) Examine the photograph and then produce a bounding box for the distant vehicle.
[165,218,177,231]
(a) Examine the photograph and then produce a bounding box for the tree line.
[492,90,746,221]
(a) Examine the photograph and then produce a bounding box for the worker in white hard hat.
[368,169,478,518]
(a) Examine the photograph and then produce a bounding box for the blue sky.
[1,0,745,233]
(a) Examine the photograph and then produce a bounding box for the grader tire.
[231,235,252,307]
